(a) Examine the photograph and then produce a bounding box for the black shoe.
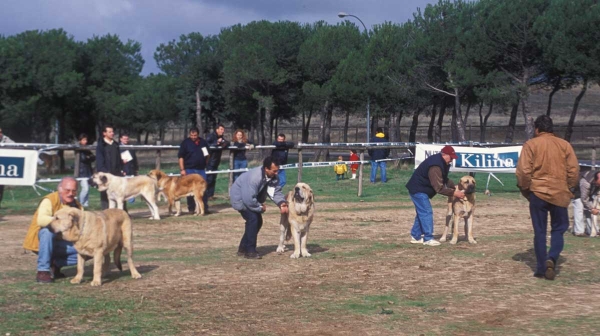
[533,273,545,279]
[51,262,66,279]
[545,259,556,280]
[236,248,246,256]
[244,252,262,259]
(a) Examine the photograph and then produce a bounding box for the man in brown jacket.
[516,115,579,280]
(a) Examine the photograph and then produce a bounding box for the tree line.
[0,0,598,149]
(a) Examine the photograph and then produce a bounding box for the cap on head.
[441,145,458,160]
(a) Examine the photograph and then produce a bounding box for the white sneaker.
[423,239,441,246]
[410,237,424,244]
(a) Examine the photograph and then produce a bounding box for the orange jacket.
[516,132,579,207]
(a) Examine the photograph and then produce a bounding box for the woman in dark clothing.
[77,133,95,207]
[232,129,253,182]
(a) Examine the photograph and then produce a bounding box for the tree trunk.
[409,108,422,143]
[323,104,333,161]
[195,85,203,134]
[564,78,588,142]
[435,99,447,142]
[546,76,562,116]
[249,120,255,143]
[453,88,466,142]
[451,106,458,142]
[504,100,519,143]
[144,131,150,145]
[302,109,313,143]
[463,100,472,127]
[312,101,329,161]
[343,110,350,143]
[264,106,273,145]
[479,102,494,143]
[396,110,403,142]
[274,117,278,139]
[427,101,438,143]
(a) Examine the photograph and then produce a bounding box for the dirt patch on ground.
[2,197,600,335]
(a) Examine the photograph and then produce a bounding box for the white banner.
[0,149,38,185]
[415,144,522,173]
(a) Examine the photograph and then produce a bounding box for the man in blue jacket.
[368,128,390,183]
[229,156,289,259]
[271,134,295,188]
[178,127,210,213]
[406,145,464,246]
[96,125,123,210]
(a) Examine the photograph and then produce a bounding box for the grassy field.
[1,163,599,335]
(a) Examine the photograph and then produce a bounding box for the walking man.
[516,115,579,280]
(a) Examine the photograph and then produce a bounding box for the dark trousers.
[529,193,569,274]
[238,209,263,254]
[205,173,217,198]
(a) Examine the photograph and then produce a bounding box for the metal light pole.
[338,12,370,142]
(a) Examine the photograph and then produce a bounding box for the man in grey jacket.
[229,156,289,259]
[575,170,600,236]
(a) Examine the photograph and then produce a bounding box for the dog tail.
[114,243,123,271]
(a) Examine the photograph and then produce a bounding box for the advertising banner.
[415,144,522,173]
[0,149,39,185]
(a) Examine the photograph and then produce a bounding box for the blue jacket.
[178,138,209,170]
[229,166,286,213]
[271,141,294,165]
[368,133,390,161]
[96,139,122,175]
[406,153,450,198]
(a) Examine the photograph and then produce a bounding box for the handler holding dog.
[516,115,579,281]
[406,145,464,246]
[23,177,81,283]
[229,156,288,259]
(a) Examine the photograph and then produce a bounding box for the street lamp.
[338,12,370,142]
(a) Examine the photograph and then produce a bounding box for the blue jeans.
[336,174,344,181]
[37,227,78,271]
[79,179,89,207]
[278,169,287,188]
[185,169,208,212]
[370,161,387,183]
[238,209,263,253]
[233,159,248,182]
[529,193,569,274]
[410,193,435,242]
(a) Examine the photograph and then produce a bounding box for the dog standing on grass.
[440,175,477,244]
[277,183,315,258]
[147,169,207,216]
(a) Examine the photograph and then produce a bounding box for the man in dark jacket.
[205,125,229,201]
[229,156,288,259]
[271,133,295,188]
[406,145,464,246]
[96,125,123,210]
[368,128,390,183]
[119,134,138,176]
[77,133,95,207]
[178,127,210,213]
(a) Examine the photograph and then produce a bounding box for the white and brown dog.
[277,183,315,258]
[440,175,477,244]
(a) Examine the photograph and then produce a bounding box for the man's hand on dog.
[280,203,289,214]
[453,190,465,199]
[592,209,600,216]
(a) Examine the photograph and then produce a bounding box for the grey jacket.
[229,166,287,213]
[580,170,599,211]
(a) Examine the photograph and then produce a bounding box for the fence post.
[297,144,303,183]
[73,149,80,178]
[358,150,364,197]
[155,141,161,170]
[228,150,234,192]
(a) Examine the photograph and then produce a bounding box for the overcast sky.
[1,0,438,75]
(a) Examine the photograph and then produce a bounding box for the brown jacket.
[22,192,81,252]
[516,132,579,208]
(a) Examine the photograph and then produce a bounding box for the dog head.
[293,182,314,206]
[90,172,111,192]
[49,207,85,242]
[459,175,476,194]
[147,169,166,181]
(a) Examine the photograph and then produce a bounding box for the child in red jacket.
[349,150,359,179]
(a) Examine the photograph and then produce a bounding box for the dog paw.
[290,252,300,259]
[439,237,447,242]
[131,272,142,279]
[70,277,82,284]
[276,246,286,253]
[450,240,458,245]
[468,239,477,244]
[174,213,180,217]
[90,280,102,286]
[302,251,311,257]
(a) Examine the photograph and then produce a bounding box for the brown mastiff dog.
[440,175,477,244]
[49,207,142,286]
[277,183,315,258]
[147,169,207,216]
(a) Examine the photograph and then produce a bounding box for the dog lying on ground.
[277,183,315,258]
[147,169,207,216]
[440,175,477,244]
[90,172,160,220]
[49,207,142,286]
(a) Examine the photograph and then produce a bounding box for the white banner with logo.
[0,149,39,185]
[415,144,522,173]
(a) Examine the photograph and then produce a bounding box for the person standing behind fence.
[349,150,359,179]
[96,125,124,210]
[0,127,15,209]
[516,115,579,280]
[179,127,210,214]
[205,125,229,201]
[368,127,390,183]
[120,134,138,205]
[271,134,295,188]
[574,170,600,237]
[334,156,347,181]
[232,129,253,182]
[77,134,95,207]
